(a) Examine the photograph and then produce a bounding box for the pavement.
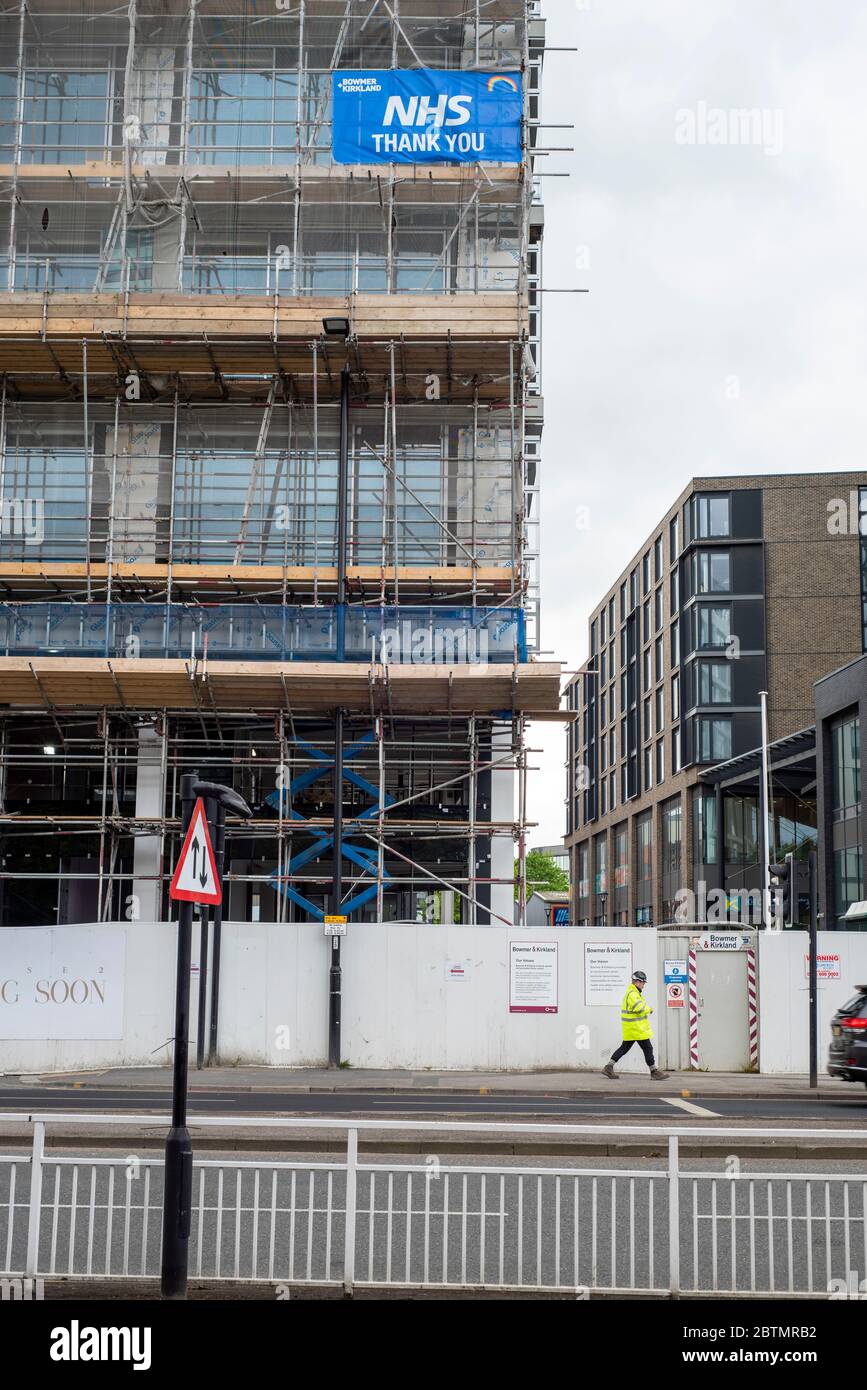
[0,1063,849,1100]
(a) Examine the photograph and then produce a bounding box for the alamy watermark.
[0,498,43,545]
[675,101,784,157]
[377,619,490,665]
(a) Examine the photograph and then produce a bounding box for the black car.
[828,985,867,1087]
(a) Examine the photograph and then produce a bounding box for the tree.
[515,849,569,901]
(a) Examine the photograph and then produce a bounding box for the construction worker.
[602,970,669,1080]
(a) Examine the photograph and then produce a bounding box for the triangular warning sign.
[169,797,222,905]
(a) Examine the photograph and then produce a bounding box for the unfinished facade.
[0,0,558,928]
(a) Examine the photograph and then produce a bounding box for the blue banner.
[332,69,523,165]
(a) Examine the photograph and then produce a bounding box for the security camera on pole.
[161,773,252,1300]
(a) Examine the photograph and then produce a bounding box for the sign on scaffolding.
[332,70,523,165]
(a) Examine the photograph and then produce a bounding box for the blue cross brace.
[264,731,394,919]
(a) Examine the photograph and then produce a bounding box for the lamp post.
[322,318,351,1068]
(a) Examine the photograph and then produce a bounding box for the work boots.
[650,1068,669,1080]
[602,1062,618,1080]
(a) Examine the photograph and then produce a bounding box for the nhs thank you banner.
[332,70,523,165]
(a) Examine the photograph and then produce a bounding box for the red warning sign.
[666,982,685,1009]
[169,797,222,905]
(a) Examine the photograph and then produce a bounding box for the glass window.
[661,796,682,874]
[671,618,680,666]
[655,636,664,682]
[672,673,680,720]
[644,746,653,791]
[590,618,598,655]
[654,536,663,582]
[620,581,627,619]
[621,762,628,802]
[613,822,628,888]
[630,568,639,608]
[637,814,652,881]
[594,835,607,893]
[654,586,663,633]
[670,566,680,615]
[697,605,731,649]
[600,651,606,686]
[578,843,589,901]
[600,779,607,816]
[610,771,616,810]
[834,846,863,928]
[642,552,650,595]
[699,716,732,762]
[600,691,607,727]
[608,597,615,632]
[669,514,679,561]
[600,609,607,645]
[672,725,681,774]
[656,738,664,784]
[609,728,616,763]
[694,493,731,538]
[693,790,718,866]
[699,661,733,704]
[695,550,731,593]
[643,696,652,742]
[832,716,861,817]
[643,648,651,691]
[643,600,651,642]
[655,686,664,733]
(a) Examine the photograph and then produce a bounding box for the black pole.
[195,797,215,1071]
[328,362,350,1068]
[208,804,226,1066]
[329,706,344,1067]
[808,848,818,1089]
[161,771,197,1299]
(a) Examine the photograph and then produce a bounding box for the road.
[1,1084,867,1121]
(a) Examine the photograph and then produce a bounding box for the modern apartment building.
[0,1,560,929]
[565,472,867,928]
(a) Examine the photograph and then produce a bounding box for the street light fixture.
[322,315,350,337]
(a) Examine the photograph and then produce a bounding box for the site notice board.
[509,941,558,1014]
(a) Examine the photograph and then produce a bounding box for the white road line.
[661,1096,719,1118]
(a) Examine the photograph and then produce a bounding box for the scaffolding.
[0,0,553,928]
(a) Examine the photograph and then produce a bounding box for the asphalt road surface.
[1,1085,867,1121]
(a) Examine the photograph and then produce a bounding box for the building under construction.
[0,0,560,930]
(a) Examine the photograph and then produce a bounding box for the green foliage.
[515,849,569,901]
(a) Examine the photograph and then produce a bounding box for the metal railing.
[2,1116,866,1296]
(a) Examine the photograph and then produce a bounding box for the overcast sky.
[527,0,867,848]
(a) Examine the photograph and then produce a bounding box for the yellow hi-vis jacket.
[621,983,653,1040]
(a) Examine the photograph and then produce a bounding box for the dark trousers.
[611,1037,656,1070]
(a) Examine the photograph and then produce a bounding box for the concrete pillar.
[133,726,164,922]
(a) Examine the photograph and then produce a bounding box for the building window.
[697,604,732,649]
[600,609,607,645]
[693,493,731,538]
[699,716,733,762]
[644,745,653,791]
[630,567,639,608]
[671,618,680,666]
[620,581,628,619]
[699,661,733,705]
[672,725,681,774]
[661,795,682,921]
[608,597,615,632]
[654,586,663,633]
[578,843,589,903]
[642,552,650,595]
[609,728,616,763]
[610,771,616,810]
[655,636,664,682]
[609,640,616,677]
[594,835,608,894]
[643,696,652,741]
[832,715,860,818]
[693,790,718,866]
[590,618,598,655]
[600,737,607,772]
[672,672,680,720]
[669,514,679,562]
[654,535,663,582]
[600,651,607,686]
[613,821,628,890]
[643,599,651,643]
[621,762,628,803]
[655,686,664,733]
[656,738,664,784]
[600,691,607,727]
[600,779,607,815]
[670,566,680,615]
[610,685,616,720]
[694,550,731,594]
[834,846,863,928]
[643,648,651,691]
[637,813,652,881]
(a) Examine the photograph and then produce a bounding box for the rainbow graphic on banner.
[487,75,519,93]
